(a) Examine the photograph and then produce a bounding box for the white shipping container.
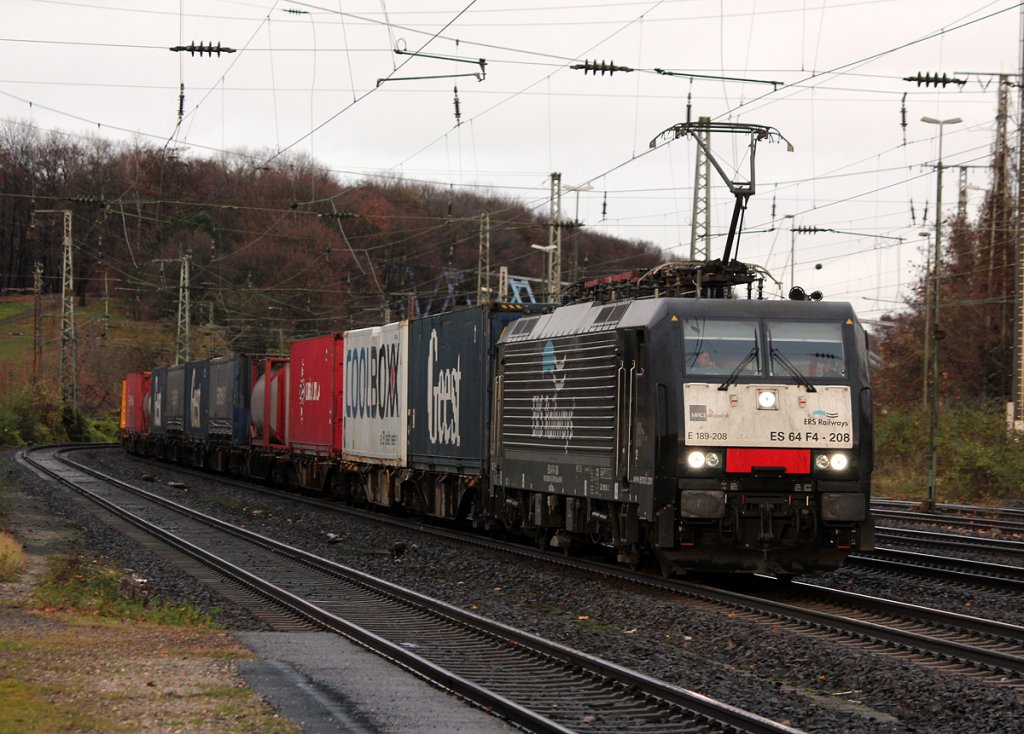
[342,320,409,466]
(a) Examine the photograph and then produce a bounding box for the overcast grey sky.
[3,0,1020,319]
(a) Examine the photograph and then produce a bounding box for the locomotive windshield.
[683,319,761,377]
[767,321,846,378]
[684,318,847,380]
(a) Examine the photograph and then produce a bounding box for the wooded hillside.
[0,122,663,415]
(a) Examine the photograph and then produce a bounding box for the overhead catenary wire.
[0,0,1013,320]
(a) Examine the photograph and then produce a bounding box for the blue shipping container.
[164,364,186,433]
[184,360,210,440]
[407,305,535,475]
[150,366,168,435]
[209,354,259,445]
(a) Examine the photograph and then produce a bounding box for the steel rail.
[27,446,801,734]
[875,527,1024,557]
[871,508,1024,535]
[849,548,1024,592]
[84,446,1024,682]
[873,498,1024,521]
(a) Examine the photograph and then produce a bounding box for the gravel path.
[15,447,1024,734]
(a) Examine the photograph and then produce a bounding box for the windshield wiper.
[717,346,759,391]
[771,348,817,393]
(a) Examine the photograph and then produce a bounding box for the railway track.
[847,547,1024,592]
[71,446,1024,690]
[24,445,800,734]
[874,527,1024,560]
[873,498,1024,522]
[871,500,1024,536]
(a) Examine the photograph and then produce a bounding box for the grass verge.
[0,532,25,582]
[0,551,301,734]
[34,552,221,627]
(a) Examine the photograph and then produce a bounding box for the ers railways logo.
[427,328,461,446]
[530,340,575,445]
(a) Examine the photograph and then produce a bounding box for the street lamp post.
[790,227,797,293]
[781,214,796,292]
[921,115,961,512]
[563,183,592,282]
[531,243,557,302]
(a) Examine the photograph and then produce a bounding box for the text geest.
[427,329,461,446]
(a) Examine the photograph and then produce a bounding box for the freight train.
[120,265,875,576]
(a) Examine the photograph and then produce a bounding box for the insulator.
[900,92,907,146]
[905,71,964,88]
[170,41,235,57]
[574,58,631,76]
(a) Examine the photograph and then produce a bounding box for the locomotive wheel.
[654,549,677,579]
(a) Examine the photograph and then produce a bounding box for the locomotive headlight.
[687,451,707,469]
[814,452,852,473]
[829,453,849,471]
[757,389,778,410]
[685,450,722,471]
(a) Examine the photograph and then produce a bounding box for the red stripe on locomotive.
[726,448,810,474]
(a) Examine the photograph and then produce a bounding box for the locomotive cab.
[663,299,875,574]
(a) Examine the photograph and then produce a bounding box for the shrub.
[0,531,26,582]
[0,383,113,447]
[874,403,1024,504]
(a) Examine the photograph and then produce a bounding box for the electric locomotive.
[490,267,874,576]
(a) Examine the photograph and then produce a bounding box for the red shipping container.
[122,371,151,434]
[288,333,345,455]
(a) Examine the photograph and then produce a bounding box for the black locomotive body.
[490,297,874,575]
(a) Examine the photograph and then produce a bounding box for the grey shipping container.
[407,304,536,475]
[184,360,210,440]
